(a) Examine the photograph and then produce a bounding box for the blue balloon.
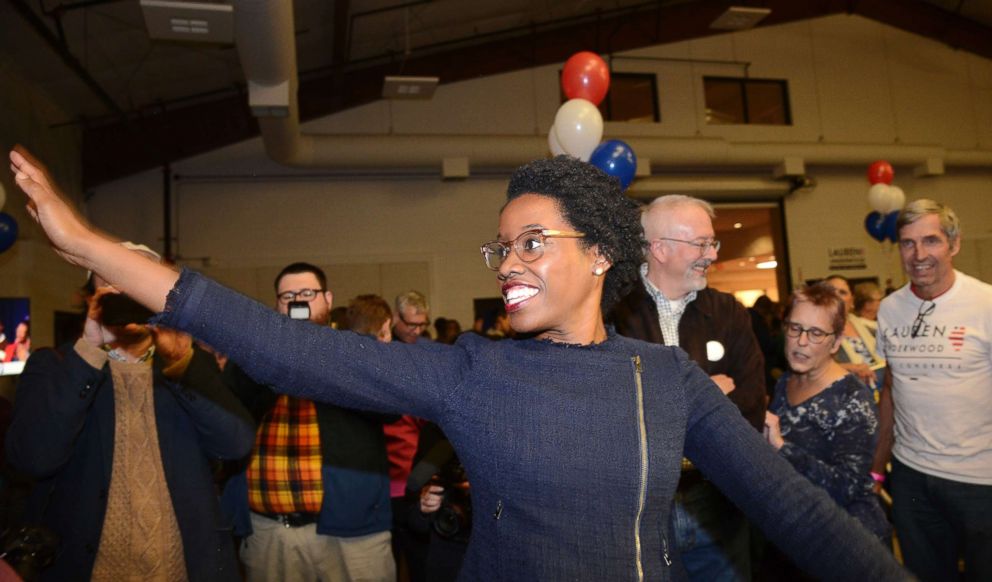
[884,211,900,242]
[589,140,637,191]
[864,211,886,242]
[0,212,17,254]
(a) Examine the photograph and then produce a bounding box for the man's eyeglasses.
[399,314,431,330]
[277,288,325,304]
[783,321,835,344]
[655,237,721,256]
[480,229,586,271]
[911,300,936,338]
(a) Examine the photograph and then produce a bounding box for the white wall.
[86,14,992,329]
[785,168,992,287]
[89,168,512,327]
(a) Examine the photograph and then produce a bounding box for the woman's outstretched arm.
[10,145,467,422]
[10,145,178,311]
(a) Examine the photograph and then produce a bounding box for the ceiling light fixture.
[140,0,234,44]
[382,76,439,100]
[710,7,771,31]
[169,17,208,35]
[756,260,778,270]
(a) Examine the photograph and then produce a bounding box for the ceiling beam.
[855,0,992,58]
[80,0,991,188]
[8,0,125,118]
[332,0,349,66]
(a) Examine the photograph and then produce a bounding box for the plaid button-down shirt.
[639,263,697,347]
[247,394,324,514]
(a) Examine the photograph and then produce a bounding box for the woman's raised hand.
[10,145,103,269]
[10,145,178,314]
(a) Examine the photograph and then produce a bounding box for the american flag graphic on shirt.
[948,326,966,351]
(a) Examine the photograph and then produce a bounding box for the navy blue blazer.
[155,269,908,581]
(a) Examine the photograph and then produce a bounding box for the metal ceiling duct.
[230,0,992,174]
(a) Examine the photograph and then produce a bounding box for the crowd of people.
[0,145,988,582]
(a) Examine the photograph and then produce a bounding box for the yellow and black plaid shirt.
[247,395,324,515]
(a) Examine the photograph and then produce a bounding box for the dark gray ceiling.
[3,0,991,187]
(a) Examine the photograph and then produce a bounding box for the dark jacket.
[611,285,766,430]
[220,364,394,538]
[5,342,255,582]
[151,270,908,581]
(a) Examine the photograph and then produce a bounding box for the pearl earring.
[594,266,604,276]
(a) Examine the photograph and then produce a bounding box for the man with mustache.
[611,195,765,581]
[872,199,992,582]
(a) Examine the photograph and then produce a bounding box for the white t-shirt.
[876,271,992,485]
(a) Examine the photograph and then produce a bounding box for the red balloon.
[561,52,610,106]
[867,160,894,185]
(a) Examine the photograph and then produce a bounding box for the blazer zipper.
[632,355,648,582]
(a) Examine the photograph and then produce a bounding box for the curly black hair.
[506,155,644,312]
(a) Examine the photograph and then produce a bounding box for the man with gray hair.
[872,198,992,581]
[611,195,765,581]
[393,291,430,345]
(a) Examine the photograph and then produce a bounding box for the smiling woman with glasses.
[11,146,906,581]
[762,282,891,577]
[480,229,585,270]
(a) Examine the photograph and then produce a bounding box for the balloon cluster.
[549,52,637,191]
[0,182,15,255]
[863,161,904,243]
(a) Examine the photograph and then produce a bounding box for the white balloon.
[548,125,567,157]
[867,183,890,213]
[885,185,905,214]
[0,182,5,212]
[553,98,603,162]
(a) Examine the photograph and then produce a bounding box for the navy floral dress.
[769,373,891,540]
